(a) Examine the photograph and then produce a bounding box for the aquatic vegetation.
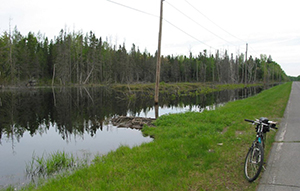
[25,151,88,181]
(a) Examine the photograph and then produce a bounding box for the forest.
[289,75,300,81]
[0,27,288,86]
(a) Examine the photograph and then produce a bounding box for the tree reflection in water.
[0,86,265,145]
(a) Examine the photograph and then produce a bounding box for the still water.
[0,86,263,187]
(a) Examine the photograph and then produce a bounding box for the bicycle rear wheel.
[244,143,264,182]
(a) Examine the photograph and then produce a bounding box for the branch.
[83,66,94,84]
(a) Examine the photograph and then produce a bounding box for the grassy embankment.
[111,82,263,101]
[4,82,260,95]
[21,82,291,191]
[111,82,261,95]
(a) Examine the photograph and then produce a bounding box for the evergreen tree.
[0,28,289,86]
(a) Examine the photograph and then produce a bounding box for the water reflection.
[0,86,264,145]
[0,85,264,187]
[132,86,263,117]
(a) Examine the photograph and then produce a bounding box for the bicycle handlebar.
[270,123,278,129]
[244,119,278,129]
[244,119,255,123]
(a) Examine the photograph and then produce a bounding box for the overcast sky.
[1,0,299,76]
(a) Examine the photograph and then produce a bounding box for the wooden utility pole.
[154,0,164,106]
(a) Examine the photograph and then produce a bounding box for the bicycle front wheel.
[244,143,264,182]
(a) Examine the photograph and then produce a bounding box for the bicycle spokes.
[250,148,261,164]
[244,144,264,182]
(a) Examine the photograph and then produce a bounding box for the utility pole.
[154,0,164,107]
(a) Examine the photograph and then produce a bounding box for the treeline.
[289,75,300,81]
[0,27,288,85]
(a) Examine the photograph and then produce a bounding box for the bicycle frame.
[254,122,266,147]
[244,117,277,182]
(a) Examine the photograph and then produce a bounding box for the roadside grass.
[15,82,291,191]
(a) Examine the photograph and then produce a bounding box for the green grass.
[15,82,291,191]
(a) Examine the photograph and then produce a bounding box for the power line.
[165,1,236,47]
[107,0,216,50]
[163,19,215,49]
[184,0,246,44]
[107,0,158,18]
[108,0,265,61]
[107,0,260,58]
[184,0,262,58]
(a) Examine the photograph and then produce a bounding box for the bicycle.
[244,117,277,182]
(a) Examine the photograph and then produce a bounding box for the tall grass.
[20,83,291,191]
[25,151,89,183]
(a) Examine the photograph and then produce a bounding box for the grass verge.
[18,82,291,190]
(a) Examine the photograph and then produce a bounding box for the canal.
[0,85,264,187]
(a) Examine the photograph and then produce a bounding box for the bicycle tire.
[244,143,264,182]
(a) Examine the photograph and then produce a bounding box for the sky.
[1,0,299,76]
